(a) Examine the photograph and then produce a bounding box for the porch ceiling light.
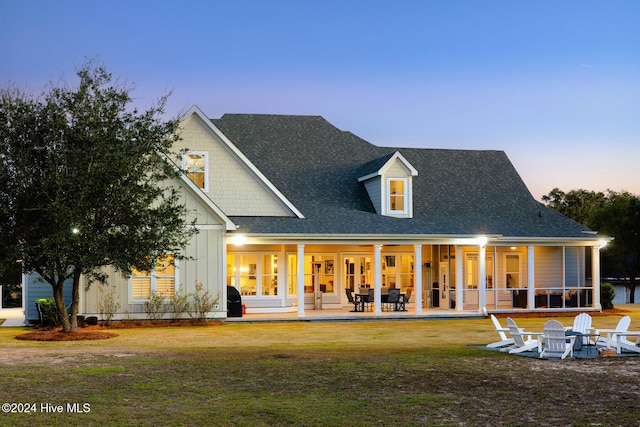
[475,236,488,248]
[598,239,608,249]
[230,234,247,246]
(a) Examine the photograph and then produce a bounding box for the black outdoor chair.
[346,288,359,312]
[383,288,400,311]
[364,289,375,311]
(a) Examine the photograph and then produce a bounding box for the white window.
[131,255,178,302]
[505,253,521,288]
[183,151,208,192]
[387,178,408,214]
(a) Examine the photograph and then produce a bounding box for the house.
[22,105,610,323]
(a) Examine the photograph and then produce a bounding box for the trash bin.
[227,286,242,317]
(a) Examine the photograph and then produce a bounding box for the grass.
[1,306,640,426]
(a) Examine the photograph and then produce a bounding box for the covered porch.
[226,236,606,319]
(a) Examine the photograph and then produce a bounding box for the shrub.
[35,297,60,327]
[189,282,219,321]
[168,285,190,321]
[96,286,121,326]
[144,290,169,321]
[601,282,615,310]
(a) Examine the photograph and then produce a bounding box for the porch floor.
[226,305,484,323]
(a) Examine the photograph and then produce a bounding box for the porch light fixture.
[230,234,247,246]
[475,236,488,248]
[598,239,608,249]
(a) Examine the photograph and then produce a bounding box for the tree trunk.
[69,271,81,331]
[52,278,72,332]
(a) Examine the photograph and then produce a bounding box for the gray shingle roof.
[212,114,592,239]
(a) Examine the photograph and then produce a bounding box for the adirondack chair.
[504,317,542,354]
[486,315,515,349]
[596,315,631,350]
[616,332,640,354]
[540,319,576,359]
[595,315,640,353]
[565,313,594,346]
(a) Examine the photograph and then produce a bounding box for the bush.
[168,285,190,321]
[144,290,169,321]
[188,282,219,321]
[601,282,615,310]
[35,297,60,327]
[96,286,121,326]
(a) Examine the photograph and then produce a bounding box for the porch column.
[456,245,463,311]
[592,245,602,310]
[297,244,305,318]
[414,244,423,315]
[374,244,382,316]
[527,246,535,309]
[478,243,487,315]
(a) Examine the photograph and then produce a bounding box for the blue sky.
[2,0,639,199]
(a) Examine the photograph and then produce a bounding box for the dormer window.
[387,178,408,213]
[358,151,417,219]
[183,151,208,192]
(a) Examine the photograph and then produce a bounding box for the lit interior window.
[184,153,206,190]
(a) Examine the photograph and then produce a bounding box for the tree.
[542,188,640,303]
[590,192,640,302]
[541,187,607,226]
[0,62,196,332]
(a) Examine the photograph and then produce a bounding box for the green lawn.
[1,307,639,426]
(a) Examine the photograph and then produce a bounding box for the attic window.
[183,151,208,192]
[387,178,407,214]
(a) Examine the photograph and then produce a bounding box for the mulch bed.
[14,319,226,342]
[15,329,119,341]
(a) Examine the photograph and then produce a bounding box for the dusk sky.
[2,1,638,200]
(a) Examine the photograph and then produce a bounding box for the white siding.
[175,116,292,216]
[82,174,228,319]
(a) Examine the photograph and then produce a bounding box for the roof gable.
[357,151,418,182]
[179,107,304,218]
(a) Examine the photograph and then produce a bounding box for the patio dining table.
[351,291,406,312]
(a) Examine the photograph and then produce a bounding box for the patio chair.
[363,289,375,311]
[596,315,634,351]
[595,315,630,348]
[540,319,575,360]
[346,288,359,312]
[565,313,594,347]
[385,288,402,311]
[504,317,542,354]
[486,314,515,349]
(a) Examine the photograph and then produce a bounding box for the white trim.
[385,177,409,214]
[178,173,237,231]
[357,151,418,182]
[180,106,305,219]
[503,252,522,290]
[160,151,236,231]
[182,150,209,193]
